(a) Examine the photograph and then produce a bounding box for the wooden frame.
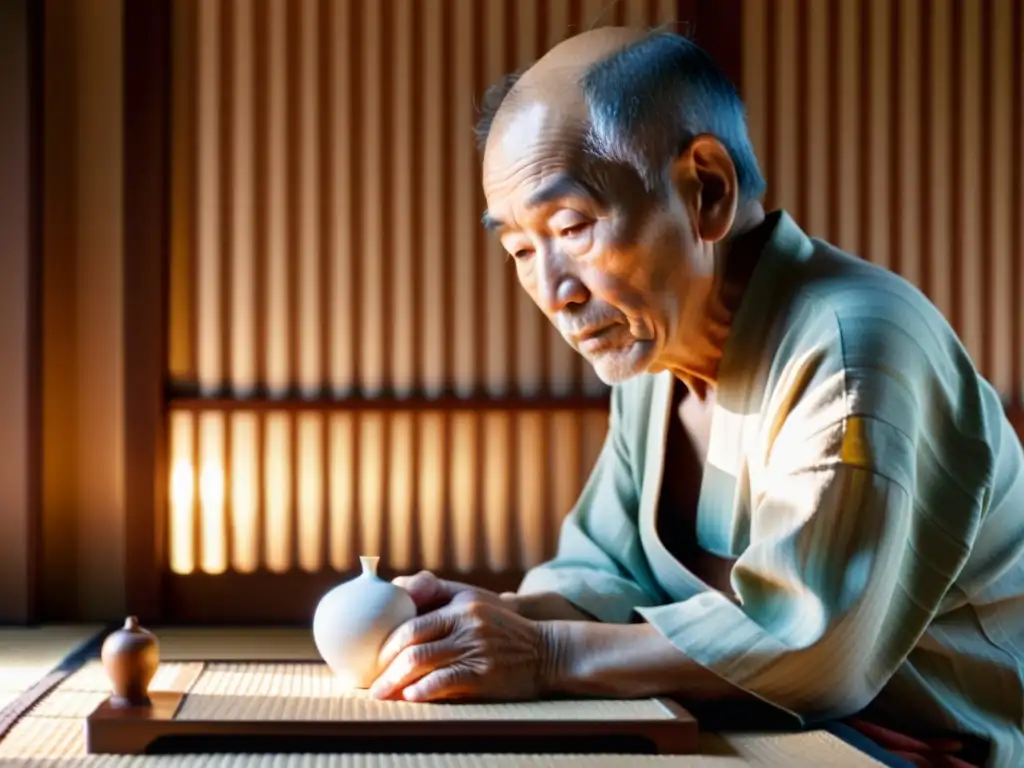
[25,0,43,626]
[123,0,173,621]
[168,393,611,414]
[84,662,698,755]
[87,690,697,755]
[0,0,43,625]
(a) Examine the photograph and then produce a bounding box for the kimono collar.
[638,210,816,583]
[714,210,816,412]
[698,210,817,556]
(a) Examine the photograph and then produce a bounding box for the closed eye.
[560,223,590,238]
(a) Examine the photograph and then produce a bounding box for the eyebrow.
[481,211,504,232]
[481,174,601,233]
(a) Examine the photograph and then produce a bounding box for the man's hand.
[392,570,516,614]
[369,591,551,702]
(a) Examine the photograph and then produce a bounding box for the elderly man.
[371,27,1024,767]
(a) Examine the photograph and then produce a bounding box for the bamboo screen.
[742,0,1023,402]
[165,0,682,578]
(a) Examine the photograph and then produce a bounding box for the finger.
[369,639,458,700]
[392,571,472,613]
[402,667,474,702]
[377,606,455,670]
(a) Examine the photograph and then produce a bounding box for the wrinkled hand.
[392,570,517,614]
[369,591,549,702]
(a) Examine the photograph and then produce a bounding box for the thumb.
[392,570,455,612]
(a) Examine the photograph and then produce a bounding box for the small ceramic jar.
[100,616,160,708]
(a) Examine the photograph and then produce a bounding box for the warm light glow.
[483,413,510,571]
[517,413,545,569]
[188,667,356,698]
[358,414,384,557]
[297,413,323,573]
[199,464,224,512]
[171,462,194,516]
[167,407,605,578]
[551,412,580,552]
[169,412,195,574]
[264,414,291,573]
[387,413,413,571]
[328,414,354,571]
[199,413,227,574]
[330,669,358,694]
[451,413,477,572]
[230,413,259,573]
[198,462,226,573]
[417,413,443,569]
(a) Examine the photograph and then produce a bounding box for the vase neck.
[358,555,380,577]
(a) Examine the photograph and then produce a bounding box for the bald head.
[475,27,765,200]
[482,28,647,160]
[516,26,650,91]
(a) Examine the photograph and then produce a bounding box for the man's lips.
[572,324,612,342]
[573,324,625,351]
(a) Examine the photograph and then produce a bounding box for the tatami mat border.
[0,628,110,742]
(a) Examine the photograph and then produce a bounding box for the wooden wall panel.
[743,0,1024,406]
[171,0,680,400]
[0,0,38,623]
[166,0,685,584]
[38,0,131,622]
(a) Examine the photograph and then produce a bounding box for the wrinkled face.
[482,101,702,384]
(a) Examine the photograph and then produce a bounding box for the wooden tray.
[84,662,698,755]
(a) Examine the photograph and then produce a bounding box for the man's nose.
[535,247,588,314]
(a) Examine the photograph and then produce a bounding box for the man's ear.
[669,135,739,243]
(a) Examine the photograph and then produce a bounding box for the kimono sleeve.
[637,416,945,723]
[517,385,664,624]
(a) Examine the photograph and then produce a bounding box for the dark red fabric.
[845,718,982,768]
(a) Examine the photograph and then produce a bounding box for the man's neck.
[658,201,768,401]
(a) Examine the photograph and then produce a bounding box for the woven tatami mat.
[0,652,882,767]
[0,733,882,767]
[0,752,704,767]
[152,627,318,661]
[0,626,103,698]
[177,663,672,722]
[0,661,201,761]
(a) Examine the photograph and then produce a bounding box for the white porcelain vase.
[312,555,417,689]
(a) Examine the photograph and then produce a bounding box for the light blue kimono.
[519,212,1024,767]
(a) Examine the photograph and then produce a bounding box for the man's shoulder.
[790,238,952,350]
[769,235,1001,468]
[776,237,971,396]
